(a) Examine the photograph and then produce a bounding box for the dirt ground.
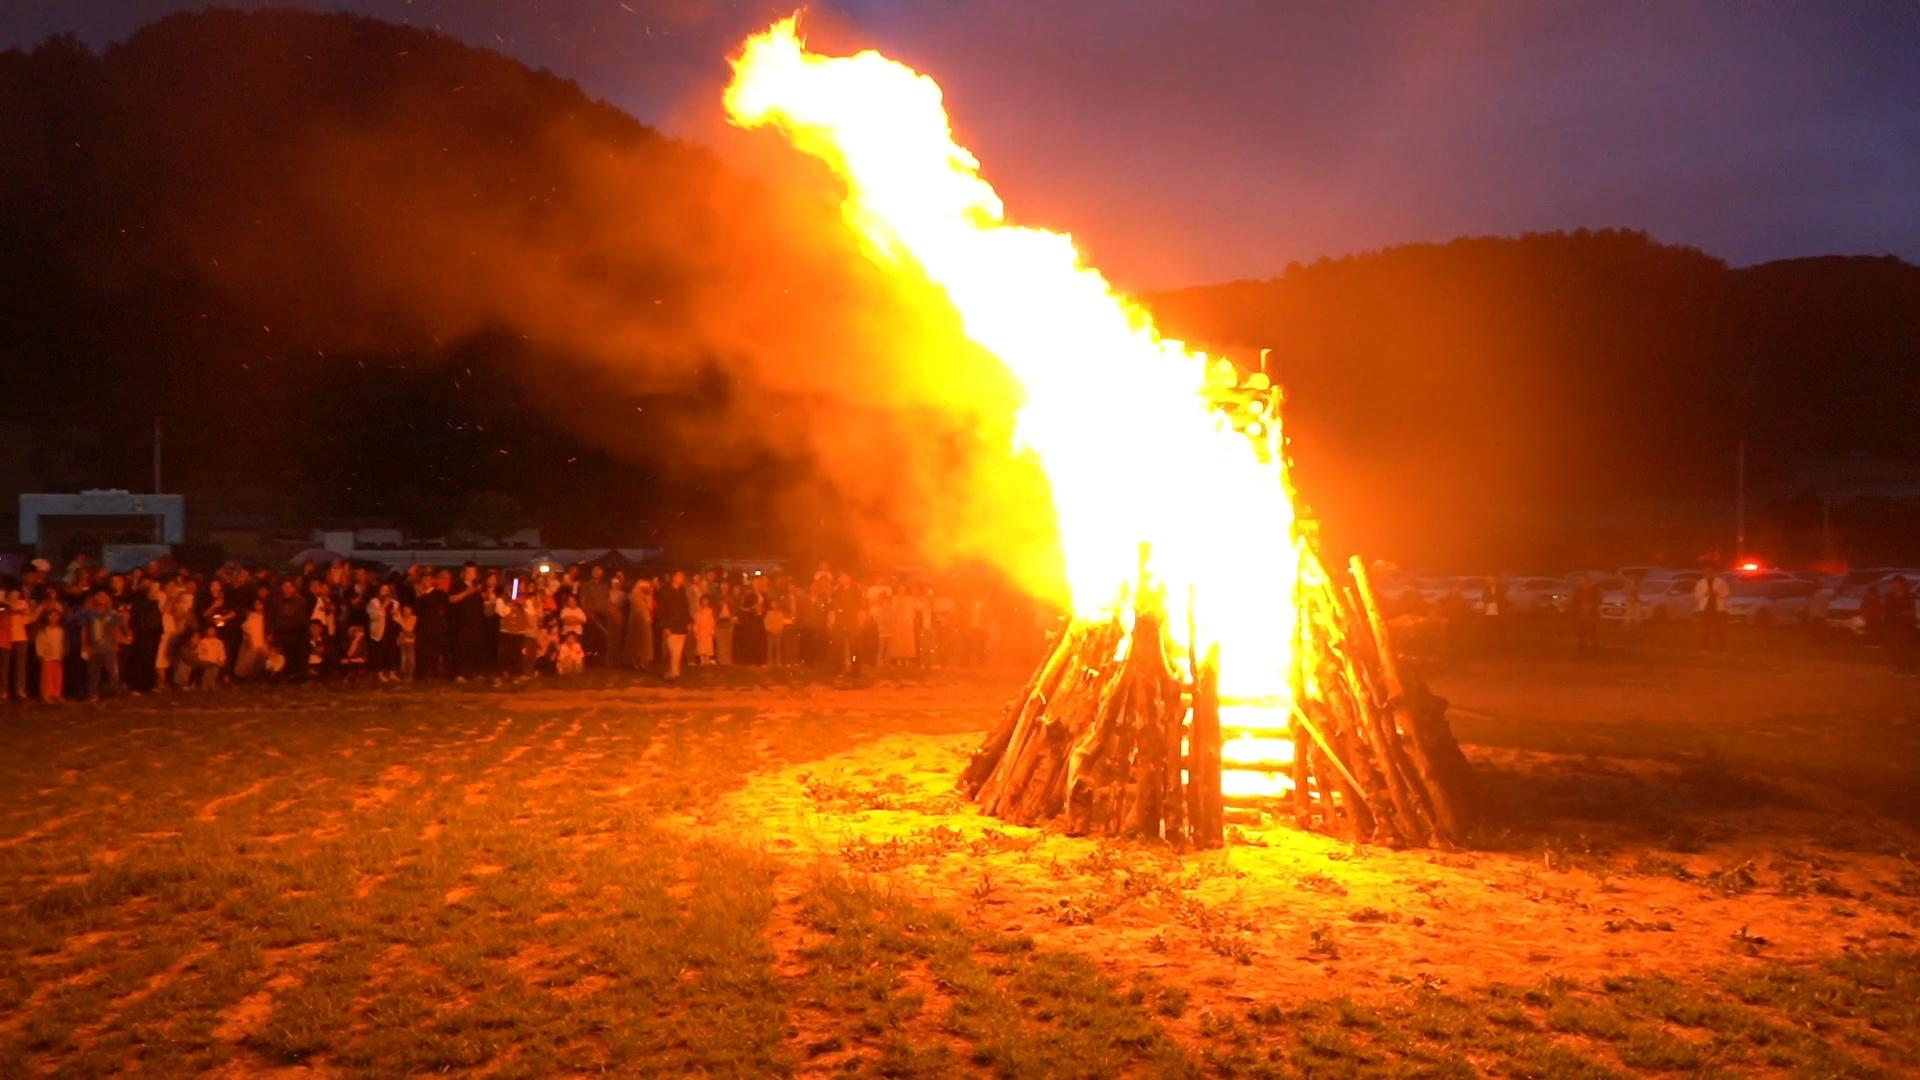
[2,656,1918,1077]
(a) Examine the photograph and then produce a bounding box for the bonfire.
[726,18,1475,847]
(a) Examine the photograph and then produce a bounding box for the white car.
[1723,580,1819,625]
[1601,577,1702,621]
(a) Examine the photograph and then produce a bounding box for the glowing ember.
[726,17,1299,800]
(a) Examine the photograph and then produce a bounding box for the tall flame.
[726,18,1300,794]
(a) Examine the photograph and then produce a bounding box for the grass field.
[3,656,1919,1077]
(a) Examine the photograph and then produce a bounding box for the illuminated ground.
[3,657,1919,1077]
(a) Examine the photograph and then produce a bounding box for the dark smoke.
[0,9,1064,586]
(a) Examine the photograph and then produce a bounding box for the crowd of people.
[0,554,1038,704]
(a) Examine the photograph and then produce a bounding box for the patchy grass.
[3,663,1920,1075]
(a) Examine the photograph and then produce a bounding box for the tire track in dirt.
[0,809,91,849]
[196,779,273,822]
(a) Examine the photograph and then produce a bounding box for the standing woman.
[734,582,766,667]
[236,597,270,681]
[625,580,655,669]
[366,582,399,682]
[607,572,629,668]
[693,595,718,666]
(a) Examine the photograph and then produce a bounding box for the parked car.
[1502,577,1569,614]
[1826,572,1920,634]
[1616,566,1678,582]
[1627,577,1705,621]
[1601,577,1683,621]
[1724,580,1819,625]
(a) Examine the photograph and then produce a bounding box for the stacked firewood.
[959,549,1475,848]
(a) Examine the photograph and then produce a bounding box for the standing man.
[580,564,611,665]
[273,577,311,680]
[1884,577,1917,675]
[447,563,486,680]
[413,571,450,680]
[1694,570,1730,654]
[1481,575,1508,655]
[657,570,693,680]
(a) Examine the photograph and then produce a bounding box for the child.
[340,625,368,680]
[34,608,66,703]
[264,646,286,678]
[693,595,717,666]
[194,624,228,690]
[764,601,790,667]
[306,620,331,680]
[556,631,585,676]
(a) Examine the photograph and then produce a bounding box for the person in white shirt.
[1694,572,1730,653]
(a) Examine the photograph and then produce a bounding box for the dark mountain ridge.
[1,10,1913,569]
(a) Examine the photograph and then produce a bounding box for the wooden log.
[967,623,1082,801]
[1186,645,1223,848]
[1349,556,1466,842]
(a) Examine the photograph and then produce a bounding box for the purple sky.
[8,0,1917,288]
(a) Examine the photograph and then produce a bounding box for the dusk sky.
[7,0,1917,289]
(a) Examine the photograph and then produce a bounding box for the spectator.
[765,600,791,666]
[1886,577,1917,675]
[367,583,400,682]
[274,578,311,680]
[81,591,125,700]
[607,571,629,666]
[448,563,486,680]
[395,603,419,682]
[714,587,735,665]
[693,595,718,665]
[340,625,369,680]
[306,621,332,680]
[556,631,585,675]
[1482,575,1509,654]
[237,598,270,680]
[413,572,450,680]
[625,579,654,669]
[0,587,24,701]
[194,624,228,690]
[580,565,611,664]
[34,607,67,703]
[657,570,693,679]
[1695,571,1730,654]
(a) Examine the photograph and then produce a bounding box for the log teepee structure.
[961,550,1476,847]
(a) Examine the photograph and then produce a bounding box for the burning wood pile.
[960,544,1476,848]
[724,20,1476,849]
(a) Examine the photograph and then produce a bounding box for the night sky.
[8,0,1916,289]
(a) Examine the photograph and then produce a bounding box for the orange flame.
[726,18,1300,798]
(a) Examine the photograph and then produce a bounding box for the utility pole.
[1734,440,1746,557]
[152,418,166,544]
